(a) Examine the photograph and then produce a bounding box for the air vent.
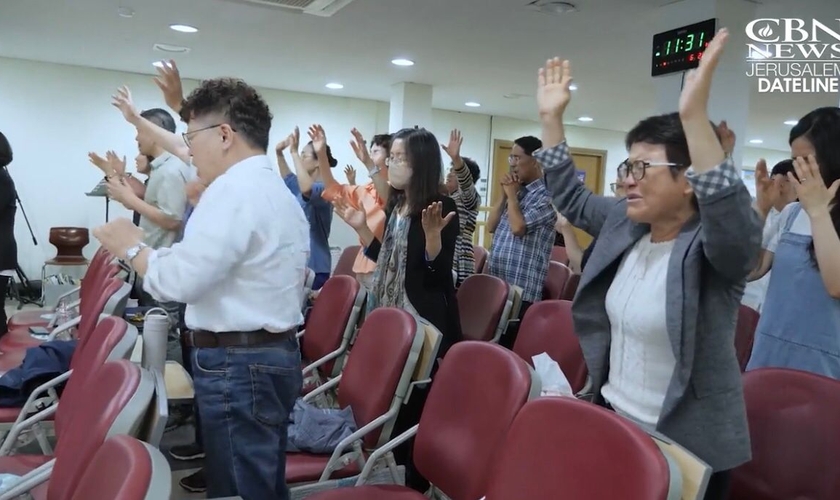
[153,43,191,54]
[233,0,355,17]
[527,1,578,14]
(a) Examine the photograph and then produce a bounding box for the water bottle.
[55,300,71,326]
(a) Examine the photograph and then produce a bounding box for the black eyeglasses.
[182,124,236,148]
[617,159,684,181]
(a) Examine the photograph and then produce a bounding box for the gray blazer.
[539,144,762,472]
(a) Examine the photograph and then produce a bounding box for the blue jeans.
[192,336,303,500]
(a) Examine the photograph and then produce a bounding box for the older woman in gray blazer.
[534,30,762,500]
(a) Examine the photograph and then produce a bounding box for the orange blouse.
[322,181,386,275]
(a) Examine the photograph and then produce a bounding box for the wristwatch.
[125,242,148,264]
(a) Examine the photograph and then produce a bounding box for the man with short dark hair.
[94,78,308,500]
[487,135,557,346]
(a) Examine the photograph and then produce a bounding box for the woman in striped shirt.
[442,129,481,286]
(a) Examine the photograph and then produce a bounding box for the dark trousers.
[180,330,203,449]
[0,276,8,335]
[704,470,731,500]
[391,384,430,492]
[500,300,533,349]
[312,272,330,291]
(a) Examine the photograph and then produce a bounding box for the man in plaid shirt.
[487,135,557,347]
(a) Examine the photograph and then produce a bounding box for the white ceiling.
[0,0,837,152]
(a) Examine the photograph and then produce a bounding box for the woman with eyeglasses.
[536,30,762,500]
[333,127,462,492]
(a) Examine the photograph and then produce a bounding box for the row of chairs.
[0,248,130,373]
[305,340,840,500]
[0,248,178,498]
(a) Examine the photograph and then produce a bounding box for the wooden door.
[567,148,606,248]
[481,140,607,249]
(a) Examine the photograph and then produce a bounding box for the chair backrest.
[414,341,535,500]
[76,278,126,340]
[68,435,171,500]
[333,245,360,278]
[457,274,510,342]
[735,305,759,372]
[337,307,421,448]
[57,316,138,435]
[561,272,580,301]
[513,300,588,393]
[79,249,117,304]
[543,261,571,300]
[550,245,569,265]
[472,245,488,274]
[49,360,155,500]
[485,397,671,500]
[730,368,840,500]
[301,275,363,377]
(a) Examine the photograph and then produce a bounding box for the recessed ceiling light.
[749,139,764,144]
[170,24,198,33]
[784,119,798,126]
[325,83,344,90]
[465,102,481,108]
[569,84,578,90]
[391,58,415,67]
[578,116,593,122]
[117,6,134,18]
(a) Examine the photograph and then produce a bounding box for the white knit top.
[601,234,676,428]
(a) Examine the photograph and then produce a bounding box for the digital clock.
[651,18,717,77]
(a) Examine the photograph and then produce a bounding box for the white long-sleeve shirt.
[144,154,310,333]
[602,234,676,427]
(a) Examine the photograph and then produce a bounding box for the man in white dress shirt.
[94,78,309,500]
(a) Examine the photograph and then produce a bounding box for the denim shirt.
[284,175,332,275]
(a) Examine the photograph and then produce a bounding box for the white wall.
[0,56,784,278]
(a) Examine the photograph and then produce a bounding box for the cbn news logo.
[744,18,840,93]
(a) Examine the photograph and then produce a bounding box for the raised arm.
[351,128,389,203]
[89,151,146,199]
[534,59,617,236]
[679,28,762,282]
[333,197,377,249]
[111,86,191,164]
[419,199,459,285]
[153,60,186,114]
[442,129,479,209]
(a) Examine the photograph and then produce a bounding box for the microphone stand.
[11,187,43,308]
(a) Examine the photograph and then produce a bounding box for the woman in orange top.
[314,126,391,291]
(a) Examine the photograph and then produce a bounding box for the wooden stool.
[41,227,90,303]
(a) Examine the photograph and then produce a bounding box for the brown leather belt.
[183,328,297,348]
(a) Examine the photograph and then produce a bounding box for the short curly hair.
[180,78,273,152]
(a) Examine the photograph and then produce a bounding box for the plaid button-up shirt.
[488,179,557,303]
